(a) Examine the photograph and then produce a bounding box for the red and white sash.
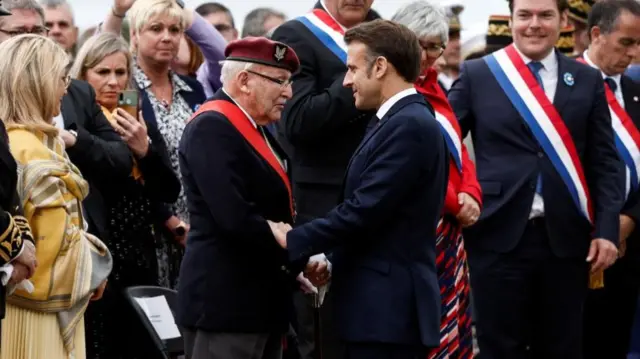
[191,101,294,215]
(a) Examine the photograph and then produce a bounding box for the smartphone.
[118,90,139,118]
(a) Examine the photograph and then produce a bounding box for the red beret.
[224,37,300,74]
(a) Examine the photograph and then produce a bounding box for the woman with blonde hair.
[70,31,180,359]
[0,34,112,359]
[101,0,207,289]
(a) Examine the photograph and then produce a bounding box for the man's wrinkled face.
[44,5,77,51]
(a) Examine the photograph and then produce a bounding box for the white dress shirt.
[583,50,624,107]
[376,87,418,120]
[513,46,559,218]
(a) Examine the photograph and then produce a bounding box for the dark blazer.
[286,94,448,347]
[271,3,379,222]
[448,51,625,258]
[62,79,133,241]
[139,74,206,135]
[139,74,206,223]
[177,91,300,334]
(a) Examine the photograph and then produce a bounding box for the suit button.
[529,182,536,189]
[281,265,287,271]
[537,152,544,158]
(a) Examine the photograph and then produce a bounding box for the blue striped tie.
[528,61,544,195]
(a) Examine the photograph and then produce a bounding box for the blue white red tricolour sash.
[432,105,463,172]
[484,45,593,223]
[576,58,640,198]
[297,9,347,63]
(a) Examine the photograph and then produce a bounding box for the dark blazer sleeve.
[137,122,181,204]
[65,81,133,180]
[585,71,625,243]
[286,115,444,261]
[447,61,475,139]
[182,114,279,248]
[271,22,364,145]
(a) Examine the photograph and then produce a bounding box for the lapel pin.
[564,72,574,87]
[634,96,639,102]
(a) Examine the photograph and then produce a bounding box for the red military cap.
[224,37,300,74]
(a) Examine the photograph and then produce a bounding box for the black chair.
[124,286,184,359]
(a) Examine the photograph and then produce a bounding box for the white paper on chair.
[134,295,182,340]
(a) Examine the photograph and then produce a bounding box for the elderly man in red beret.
[177,37,321,359]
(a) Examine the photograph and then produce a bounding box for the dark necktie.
[528,61,545,195]
[605,77,618,94]
[528,61,545,90]
[365,115,380,134]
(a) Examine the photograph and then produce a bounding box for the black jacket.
[271,3,379,223]
[62,79,133,242]
[177,92,301,333]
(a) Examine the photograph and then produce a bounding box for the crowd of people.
[0,0,638,358]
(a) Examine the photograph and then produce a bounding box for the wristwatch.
[175,0,185,9]
[68,129,78,137]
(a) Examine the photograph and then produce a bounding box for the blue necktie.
[528,61,544,195]
[528,61,545,90]
[605,77,618,94]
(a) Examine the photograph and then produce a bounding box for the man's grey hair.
[391,1,449,44]
[39,0,74,19]
[0,0,45,26]
[220,60,254,85]
[241,7,286,38]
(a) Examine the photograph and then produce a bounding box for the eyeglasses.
[246,70,293,88]
[419,41,446,58]
[0,26,49,37]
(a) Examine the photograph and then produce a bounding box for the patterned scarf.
[6,126,113,354]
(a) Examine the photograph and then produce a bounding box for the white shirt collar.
[376,88,418,120]
[583,49,622,86]
[513,45,558,74]
[320,0,347,31]
[222,88,257,128]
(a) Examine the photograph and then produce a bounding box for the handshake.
[267,220,331,289]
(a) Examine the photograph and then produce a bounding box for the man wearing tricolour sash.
[579,2,640,358]
[271,1,379,358]
[448,0,625,358]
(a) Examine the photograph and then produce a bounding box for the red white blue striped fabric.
[577,58,640,199]
[296,9,346,63]
[484,45,593,223]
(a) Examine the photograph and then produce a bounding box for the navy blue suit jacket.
[448,51,625,257]
[286,93,448,347]
[176,91,299,334]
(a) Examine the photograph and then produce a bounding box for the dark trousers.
[468,219,589,359]
[583,251,640,359]
[343,342,428,359]
[183,329,283,359]
[293,290,342,359]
